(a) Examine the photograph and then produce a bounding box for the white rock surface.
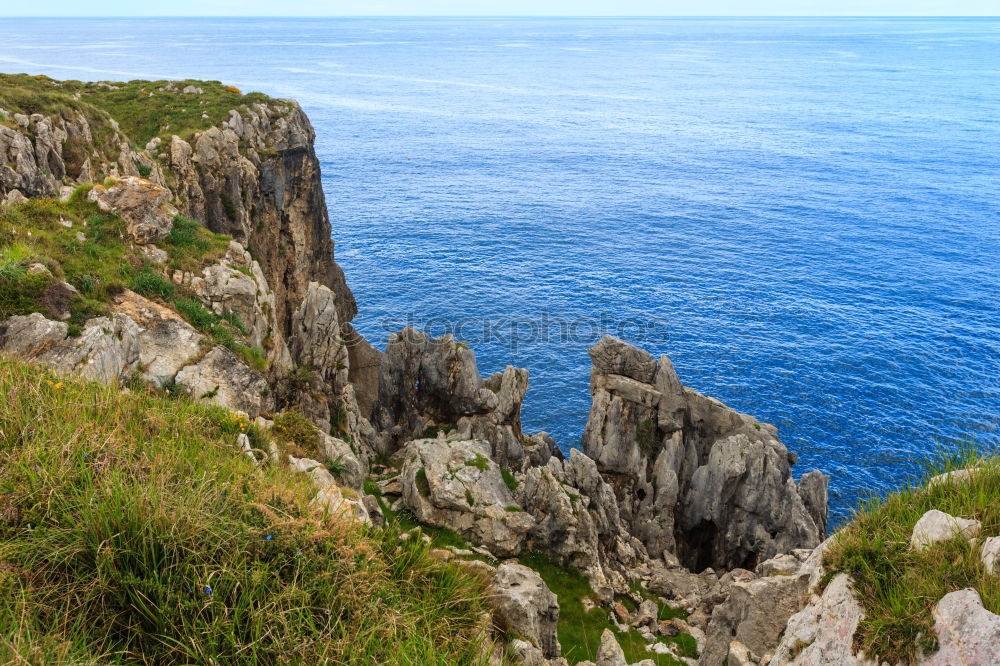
[490,562,561,658]
[910,509,981,551]
[981,536,1000,575]
[924,588,1000,665]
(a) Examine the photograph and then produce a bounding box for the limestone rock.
[581,335,827,572]
[21,313,141,384]
[191,241,289,364]
[700,564,811,666]
[767,573,875,666]
[166,102,356,333]
[924,588,1000,665]
[726,641,756,666]
[87,176,176,244]
[595,629,628,666]
[981,536,1000,575]
[490,562,561,658]
[0,312,68,357]
[399,438,534,557]
[374,328,537,470]
[174,346,272,417]
[317,430,364,491]
[1,189,28,207]
[291,282,348,387]
[111,289,203,386]
[521,449,640,597]
[910,510,980,551]
[927,468,977,488]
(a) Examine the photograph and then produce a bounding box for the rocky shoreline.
[1,75,996,665]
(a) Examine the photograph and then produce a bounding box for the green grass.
[0,195,133,324]
[0,357,496,664]
[272,408,321,457]
[129,266,175,300]
[518,553,689,665]
[501,468,519,492]
[822,448,1000,663]
[465,453,489,472]
[163,215,230,272]
[0,73,284,149]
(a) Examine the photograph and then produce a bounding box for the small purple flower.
[266,535,272,541]
[205,587,212,594]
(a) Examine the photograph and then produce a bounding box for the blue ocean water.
[1,17,998,523]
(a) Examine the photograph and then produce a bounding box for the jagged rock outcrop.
[490,562,562,659]
[699,548,819,666]
[175,346,272,417]
[521,449,644,597]
[1,110,104,197]
[767,573,874,666]
[87,176,176,244]
[399,438,534,557]
[373,328,549,470]
[582,335,827,572]
[0,311,139,384]
[110,289,204,387]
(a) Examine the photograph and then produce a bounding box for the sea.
[1,17,998,524]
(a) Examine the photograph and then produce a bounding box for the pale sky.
[2,1,997,17]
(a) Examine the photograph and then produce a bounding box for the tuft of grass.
[518,553,687,665]
[129,266,175,300]
[163,215,229,272]
[501,468,519,493]
[822,448,1000,663]
[272,408,321,457]
[0,357,496,665]
[465,453,489,472]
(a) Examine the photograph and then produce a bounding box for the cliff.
[2,73,993,666]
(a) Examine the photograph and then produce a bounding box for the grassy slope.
[520,553,695,666]
[0,356,494,664]
[0,191,264,370]
[0,73,279,149]
[823,450,1000,663]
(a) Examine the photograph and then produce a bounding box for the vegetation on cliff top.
[0,357,494,664]
[823,448,1000,664]
[0,72,281,147]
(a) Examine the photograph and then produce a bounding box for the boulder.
[910,510,981,551]
[317,430,364,491]
[490,562,561,658]
[0,312,67,357]
[595,629,628,666]
[399,438,534,557]
[31,313,140,384]
[174,346,272,417]
[700,564,811,666]
[925,588,1000,665]
[87,176,176,244]
[111,289,203,386]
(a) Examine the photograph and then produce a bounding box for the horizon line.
[3,14,999,19]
